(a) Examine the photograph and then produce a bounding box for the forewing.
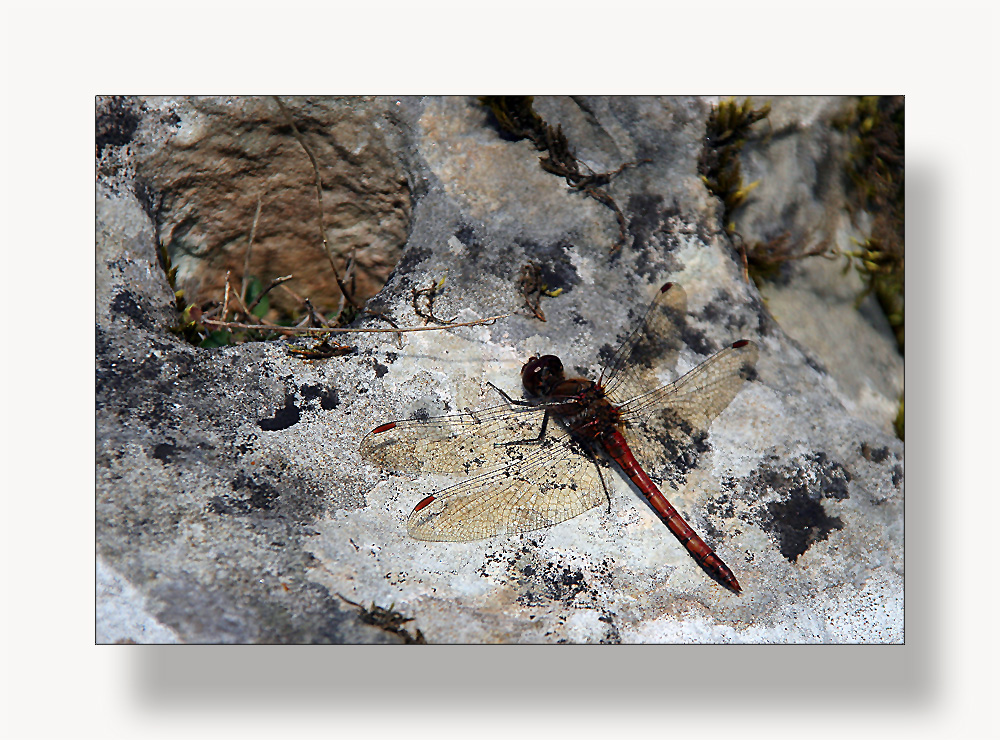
[618,340,759,482]
[406,428,607,541]
[360,403,551,475]
[601,282,687,402]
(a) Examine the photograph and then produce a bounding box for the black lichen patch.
[393,244,432,277]
[455,223,476,246]
[97,326,270,439]
[481,541,613,610]
[698,288,756,337]
[766,489,844,562]
[211,462,344,525]
[517,561,590,608]
[626,192,668,254]
[740,453,851,562]
[96,346,172,428]
[258,394,301,431]
[860,442,890,463]
[299,383,339,411]
[678,324,713,358]
[110,289,155,331]
[624,193,687,277]
[512,238,579,295]
[643,422,712,492]
[807,451,852,499]
[596,610,622,644]
[96,96,141,156]
[209,471,282,514]
[152,442,180,463]
[374,362,389,378]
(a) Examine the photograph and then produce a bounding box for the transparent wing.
[406,430,608,541]
[360,403,551,474]
[600,282,687,402]
[617,340,759,484]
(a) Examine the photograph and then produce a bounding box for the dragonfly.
[360,283,758,593]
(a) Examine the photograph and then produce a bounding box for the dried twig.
[272,97,355,305]
[202,313,509,335]
[336,593,426,644]
[286,336,355,359]
[221,270,232,321]
[272,96,398,331]
[240,194,263,304]
[246,274,295,314]
[517,261,562,321]
[302,297,333,328]
[411,274,456,325]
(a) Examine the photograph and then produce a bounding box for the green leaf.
[200,330,232,348]
[251,294,270,318]
[246,276,263,303]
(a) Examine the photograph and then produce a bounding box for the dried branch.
[272,96,398,332]
[202,313,509,335]
[241,194,263,304]
[246,274,294,314]
[517,260,562,321]
[272,97,357,306]
[221,270,232,321]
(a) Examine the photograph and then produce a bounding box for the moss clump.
[837,96,904,353]
[479,96,644,251]
[698,97,771,233]
[699,98,793,282]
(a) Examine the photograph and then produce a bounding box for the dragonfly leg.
[580,444,613,513]
[494,409,552,447]
[486,381,535,408]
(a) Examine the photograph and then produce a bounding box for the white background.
[3,0,995,738]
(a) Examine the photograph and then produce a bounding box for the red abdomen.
[601,429,742,593]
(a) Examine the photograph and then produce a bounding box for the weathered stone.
[132,96,412,317]
[96,95,903,643]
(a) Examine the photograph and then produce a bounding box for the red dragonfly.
[361,283,758,592]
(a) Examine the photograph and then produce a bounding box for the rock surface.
[96,95,903,643]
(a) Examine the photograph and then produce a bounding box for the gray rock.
[96,95,903,643]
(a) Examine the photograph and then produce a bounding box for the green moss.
[699,98,794,282]
[838,96,904,354]
[478,96,645,251]
[698,97,771,231]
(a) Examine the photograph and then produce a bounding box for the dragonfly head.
[521,355,565,397]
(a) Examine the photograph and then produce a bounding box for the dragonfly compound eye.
[521,355,565,396]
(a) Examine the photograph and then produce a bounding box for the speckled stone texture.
[96,96,902,643]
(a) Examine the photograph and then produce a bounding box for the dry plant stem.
[202,314,510,335]
[271,96,357,309]
[272,97,398,331]
[222,271,232,321]
[246,274,295,314]
[280,286,332,329]
[226,277,254,317]
[302,297,333,328]
[241,195,263,303]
